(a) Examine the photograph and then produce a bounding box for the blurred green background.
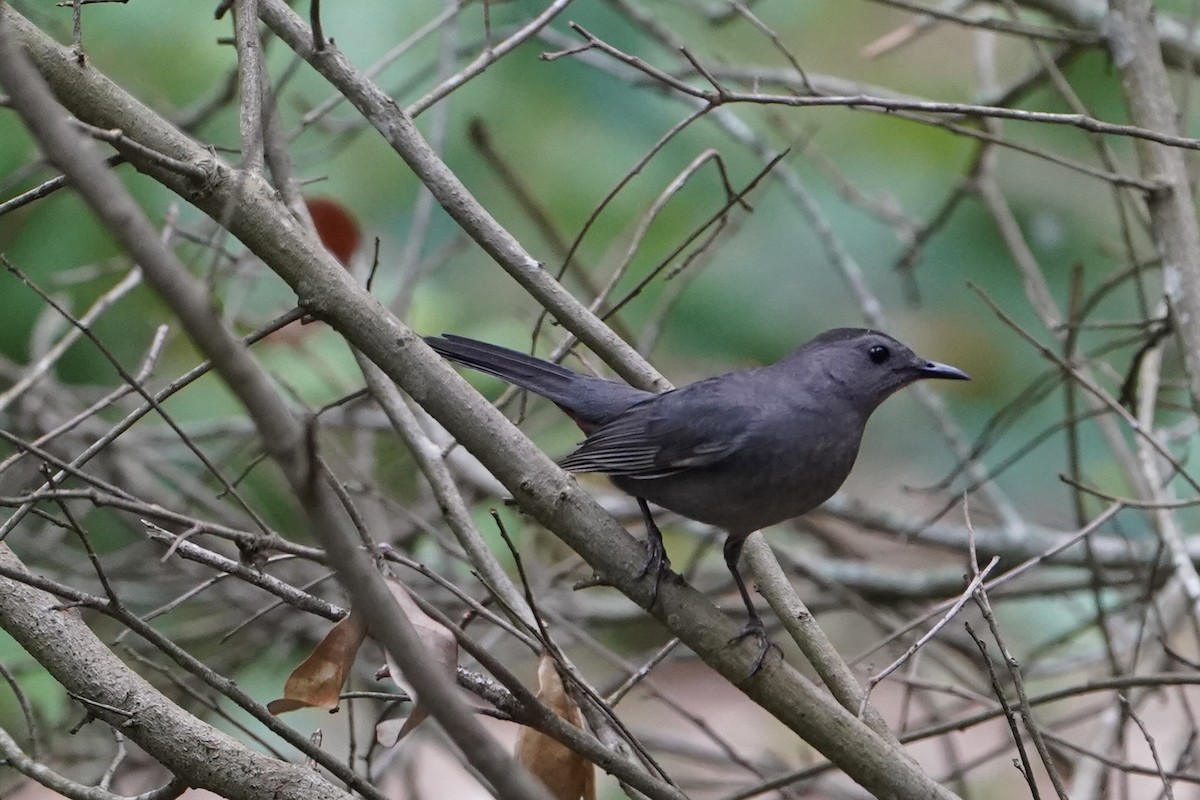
[1,2,1183,788]
[1,0,1146,516]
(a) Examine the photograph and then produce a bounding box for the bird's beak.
[918,360,971,381]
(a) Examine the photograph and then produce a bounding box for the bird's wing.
[557,376,758,478]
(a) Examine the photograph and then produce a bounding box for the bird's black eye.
[868,344,890,364]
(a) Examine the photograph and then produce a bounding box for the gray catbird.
[427,328,969,670]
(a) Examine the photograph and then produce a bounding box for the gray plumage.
[427,328,969,671]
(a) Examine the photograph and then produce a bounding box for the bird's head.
[790,328,970,411]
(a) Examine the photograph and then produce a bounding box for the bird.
[426,328,969,672]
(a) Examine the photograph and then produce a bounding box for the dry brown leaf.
[515,653,595,800]
[373,717,409,749]
[373,704,430,748]
[375,576,459,744]
[268,612,367,714]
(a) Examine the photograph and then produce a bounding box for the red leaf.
[305,196,362,266]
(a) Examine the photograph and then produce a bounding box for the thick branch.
[0,545,353,800]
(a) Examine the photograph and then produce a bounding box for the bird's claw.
[637,534,673,607]
[729,617,780,677]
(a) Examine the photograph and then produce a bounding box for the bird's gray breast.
[611,397,866,534]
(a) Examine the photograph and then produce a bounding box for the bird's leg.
[635,497,672,606]
[724,536,778,676]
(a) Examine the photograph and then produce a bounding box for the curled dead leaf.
[268,612,367,714]
[374,716,410,749]
[515,653,595,800]
[374,576,459,744]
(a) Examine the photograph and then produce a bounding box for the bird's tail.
[425,334,583,404]
[426,334,650,428]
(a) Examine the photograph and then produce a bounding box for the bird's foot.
[636,533,674,608]
[729,616,780,677]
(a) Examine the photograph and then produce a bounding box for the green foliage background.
[2,0,1135,506]
[1,2,1182,782]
